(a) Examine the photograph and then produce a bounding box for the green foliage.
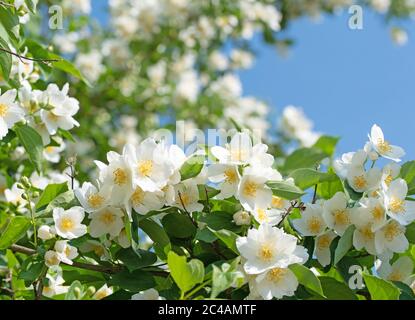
[363,274,400,300]
[0,216,31,250]
[14,124,44,173]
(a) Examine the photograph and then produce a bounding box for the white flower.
[89,207,124,238]
[375,220,409,254]
[0,89,25,139]
[173,180,203,213]
[207,164,240,199]
[75,50,105,83]
[254,267,298,300]
[5,183,28,210]
[126,185,164,217]
[233,210,251,226]
[53,206,87,239]
[126,139,174,192]
[378,256,413,284]
[236,173,272,212]
[368,124,405,162]
[131,288,165,300]
[334,152,357,179]
[381,162,401,189]
[351,207,377,255]
[208,51,228,71]
[42,268,68,297]
[96,147,134,206]
[383,179,415,226]
[75,182,110,213]
[293,204,326,236]
[54,240,78,265]
[45,250,61,267]
[251,207,283,226]
[322,192,352,236]
[391,28,408,46]
[236,224,308,275]
[38,225,54,240]
[356,197,387,232]
[347,166,381,194]
[79,240,110,260]
[43,140,66,163]
[93,284,113,300]
[40,83,80,135]
[314,231,337,267]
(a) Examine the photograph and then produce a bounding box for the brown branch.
[178,191,198,227]
[0,47,60,65]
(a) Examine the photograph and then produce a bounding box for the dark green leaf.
[14,125,44,173]
[36,183,68,210]
[0,216,31,250]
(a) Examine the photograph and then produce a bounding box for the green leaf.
[289,169,338,190]
[209,228,239,254]
[334,225,356,265]
[36,183,68,210]
[405,222,415,243]
[313,136,340,157]
[289,263,325,297]
[319,277,358,300]
[179,155,205,181]
[199,211,240,232]
[0,216,31,250]
[281,147,328,174]
[14,125,44,173]
[267,181,305,200]
[211,260,243,298]
[48,53,91,86]
[0,7,19,43]
[139,219,170,249]
[109,269,155,292]
[317,169,344,199]
[167,251,205,294]
[24,0,37,13]
[0,36,12,80]
[116,248,157,272]
[18,259,44,284]
[363,274,400,300]
[401,161,415,195]
[65,280,83,300]
[161,212,197,239]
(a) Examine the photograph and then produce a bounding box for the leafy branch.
[0,47,60,65]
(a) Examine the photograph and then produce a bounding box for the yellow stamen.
[113,168,128,186]
[243,181,258,197]
[353,175,367,189]
[59,217,74,232]
[257,209,268,222]
[224,168,237,184]
[372,206,385,221]
[384,221,403,241]
[317,234,331,250]
[259,245,273,261]
[87,194,104,209]
[333,209,350,226]
[378,139,392,154]
[384,174,393,187]
[388,271,403,282]
[389,198,405,214]
[307,216,322,234]
[271,196,285,209]
[361,225,374,240]
[138,160,153,177]
[267,268,287,283]
[99,211,116,225]
[131,187,144,205]
[0,103,8,117]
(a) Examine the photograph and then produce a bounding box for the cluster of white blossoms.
[0,81,79,162]
[279,105,321,147]
[292,125,414,283]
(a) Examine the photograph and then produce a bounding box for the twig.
[277,201,306,228]
[312,184,318,204]
[0,47,60,65]
[178,191,198,227]
[0,1,14,8]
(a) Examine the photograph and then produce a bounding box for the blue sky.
[92,2,415,159]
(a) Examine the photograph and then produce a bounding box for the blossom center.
[113,168,128,186]
[271,196,284,209]
[257,209,268,222]
[267,268,287,283]
[307,217,322,234]
[131,187,144,205]
[389,198,405,214]
[317,234,331,250]
[259,244,273,261]
[88,194,104,208]
[353,175,367,189]
[378,139,392,153]
[384,221,402,241]
[138,160,153,177]
[100,211,116,225]
[333,209,349,226]
[224,168,237,184]
[361,225,374,240]
[371,206,384,221]
[0,103,8,117]
[384,174,393,186]
[243,181,258,197]
[59,217,75,232]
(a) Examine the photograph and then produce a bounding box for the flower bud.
[32,191,40,198]
[21,176,31,188]
[233,210,251,226]
[38,225,54,240]
[16,183,25,190]
[86,286,96,296]
[74,287,82,299]
[369,151,379,161]
[21,193,29,201]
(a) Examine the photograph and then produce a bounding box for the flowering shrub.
[1,0,415,301]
